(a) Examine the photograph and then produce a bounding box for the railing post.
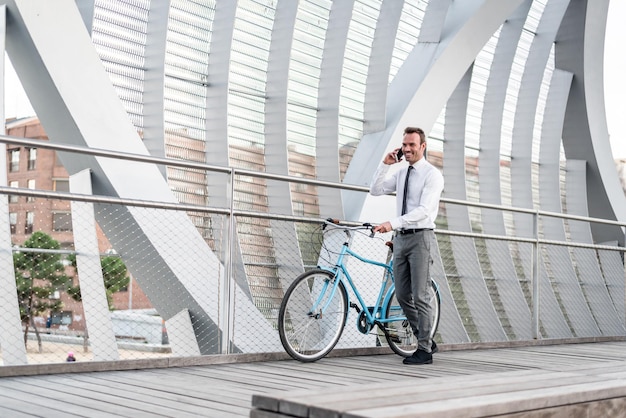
[532,210,540,339]
[220,169,236,354]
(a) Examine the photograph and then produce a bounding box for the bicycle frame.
[278,221,442,361]
[317,232,397,330]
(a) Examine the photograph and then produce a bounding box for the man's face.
[401,132,426,164]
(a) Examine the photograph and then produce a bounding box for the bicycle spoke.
[383,281,441,357]
[279,270,348,362]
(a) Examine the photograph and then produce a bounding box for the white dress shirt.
[369,157,444,230]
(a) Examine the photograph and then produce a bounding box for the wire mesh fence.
[0,141,624,369]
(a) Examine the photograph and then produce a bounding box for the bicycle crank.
[357,310,374,333]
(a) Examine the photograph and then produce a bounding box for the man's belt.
[396,228,433,235]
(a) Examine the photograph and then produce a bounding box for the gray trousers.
[392,230,434,353]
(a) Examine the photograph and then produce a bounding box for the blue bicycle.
[278,218,441,362]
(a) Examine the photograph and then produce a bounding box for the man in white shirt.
[370,127,444,365]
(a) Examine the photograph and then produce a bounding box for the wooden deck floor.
[1,340,626,417]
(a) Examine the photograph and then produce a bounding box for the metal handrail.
[2,134,624,230]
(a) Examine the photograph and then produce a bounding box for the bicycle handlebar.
[323,218,376,238]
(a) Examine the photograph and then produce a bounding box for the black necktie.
[401,166,413,215]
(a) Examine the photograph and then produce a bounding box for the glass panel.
[9,149,20,172]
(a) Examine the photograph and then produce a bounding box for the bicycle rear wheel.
[278,269,348,362]
[383,281,441,357]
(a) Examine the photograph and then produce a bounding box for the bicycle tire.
[278,269,348,362]
[383,281,441,357]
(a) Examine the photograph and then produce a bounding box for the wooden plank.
[220,362,358,387]
[0,402,85,418]
[167,364,320,391]
[251,369,547,414]
[29,374,201,418]
[251,343,626,418]
[54,372,252,417]
[226,361,385,385]
[250,409,289,418]
[258,370,593,417]
[343,379,626,418]
[92,369,255,404]
[2,341,626,418]
[540,360,626,375]
[305,373,610,418]
[141,367,276,397]
[0,380,128,418]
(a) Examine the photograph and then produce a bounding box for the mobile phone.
[395,148,403,161]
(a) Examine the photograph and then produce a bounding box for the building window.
[53,179,70,192]
[50,310,73,326]
[293,201,305,216]
[27,148,37,170]
[9,212,17,234]
[27,179,35,202]
[25,211,34,234]
[9,149,19,172]
[9,181,19,203]
[53,212,72,232]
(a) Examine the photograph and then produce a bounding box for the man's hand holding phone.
[383,147,404,165]
[395,148,403,162]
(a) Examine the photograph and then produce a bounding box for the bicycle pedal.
[350,302,361,313]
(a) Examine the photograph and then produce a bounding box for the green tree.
[66,253,130,352]
[14,231,77,352]
[67,253,130,309]
[101,256,130,301]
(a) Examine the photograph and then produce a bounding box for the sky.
[3,3,626,159]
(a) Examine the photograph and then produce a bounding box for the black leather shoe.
[403,341,437,358]
[403,349,432,365]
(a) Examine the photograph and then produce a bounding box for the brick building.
[5,117,152,332]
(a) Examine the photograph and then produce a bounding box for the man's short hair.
[404,127,426,144]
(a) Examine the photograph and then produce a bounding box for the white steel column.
[70,169,119,361]
[0,4,27,365]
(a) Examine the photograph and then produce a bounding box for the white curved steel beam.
[316,0,354,219]
[444,68,507,341]
[477,2,534,341]
[4,0,278,354]
[265,0,306,285]
[344,0,524,218]
[508,0,574,339]
[538,67,600,337]
[363,0,403,134]
[557,0,626,245]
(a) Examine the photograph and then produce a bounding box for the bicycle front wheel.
[383,281,441,357]
[278,269,348,362]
